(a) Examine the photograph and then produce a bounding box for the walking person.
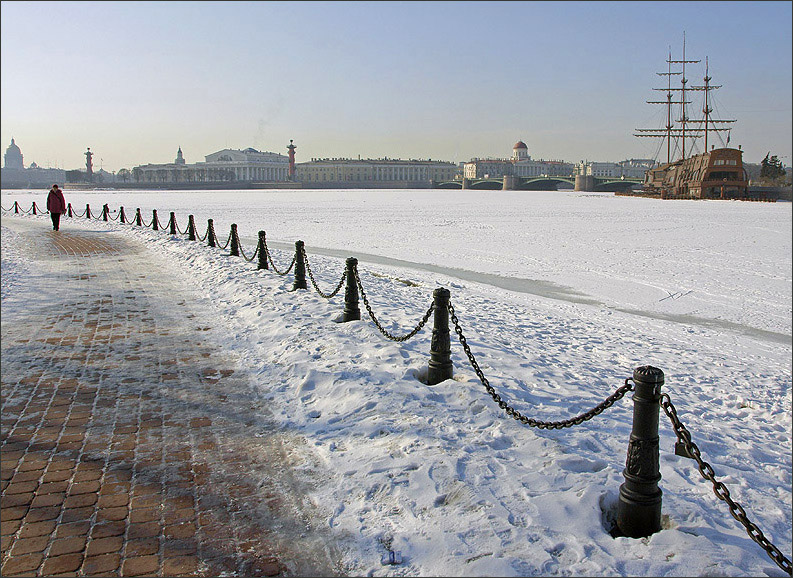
[47,184,66,231]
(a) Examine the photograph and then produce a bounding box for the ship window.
[714,159,725,165]
[727,160,737,165]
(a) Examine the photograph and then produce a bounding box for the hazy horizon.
[2,1,791,173]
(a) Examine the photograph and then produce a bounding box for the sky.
[1,1,791,173]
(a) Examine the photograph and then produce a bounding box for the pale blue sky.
[2,0,791,172]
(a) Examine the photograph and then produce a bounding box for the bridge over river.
[435,174,642,192]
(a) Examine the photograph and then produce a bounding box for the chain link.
[352,267,433,341]
[263,240,295,275]
[302,248,346,298]
[216,231,231,250]
[449,301,634,428]
[660,393,792,575]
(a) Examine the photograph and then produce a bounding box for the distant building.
[132,147,290,184]
[574,158,655,179]
[295,158,458,188]
[1,139,66,188]
[463,141,574,180]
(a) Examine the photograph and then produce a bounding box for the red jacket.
[47,189,66,214]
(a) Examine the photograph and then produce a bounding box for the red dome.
[513,141,528,150]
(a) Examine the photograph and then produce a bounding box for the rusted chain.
[660,393,792,575]
[302,248,346,298]
[353,266,433,342]
[449,300,634,427]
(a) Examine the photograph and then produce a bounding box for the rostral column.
[287,140,296,180]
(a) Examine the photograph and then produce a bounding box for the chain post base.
[427,288,453,385]
[617,365,663,538]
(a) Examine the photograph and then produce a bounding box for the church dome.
[7,138,21,153]
[513,141,528,150]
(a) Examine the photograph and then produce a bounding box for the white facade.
[464,140,574,179]
[133,147,290,184]
[575,159,655,179]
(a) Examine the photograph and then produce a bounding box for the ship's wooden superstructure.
[635,35,748,199]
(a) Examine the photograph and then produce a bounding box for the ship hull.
[642,147,748,199]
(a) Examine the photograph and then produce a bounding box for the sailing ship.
[635,35,748,199]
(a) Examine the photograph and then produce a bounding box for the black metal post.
[257,231,268,270]
[152,210,158,230]
[135,208,142,226]
[32,202,38,215]
[67,203,72,217]
[207,219,215,247]
[427,288,453,385]
[102,204,109,221]
[292,240,307,290]
[340,258,360,322]
[188,215,196,241]
[169,212,176,235]
[617,365,664,538]
[230,224,239,256]
[14,201,19,214]
[120,207,127,223]
[85,204,91,219]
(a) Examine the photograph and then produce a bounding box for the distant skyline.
[2,0,791,173]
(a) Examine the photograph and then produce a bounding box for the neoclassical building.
[463,141,574,180]
[295,157,458,187]
[1,139,66,187]
[132,147,291,184]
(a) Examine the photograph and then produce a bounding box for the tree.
[760,153,786,181]
[117,168,131,182]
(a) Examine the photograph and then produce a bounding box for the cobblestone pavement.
[1,216,340,577]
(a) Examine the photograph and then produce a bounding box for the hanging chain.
[352,266,433,342]
[216,231,231,250]
[238,240,259,262]
[302,247,346,298]
[449,301,634,428]
[660,394,792,575]
[264,241,295,275]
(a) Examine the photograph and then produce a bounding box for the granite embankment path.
[1,215,341,577]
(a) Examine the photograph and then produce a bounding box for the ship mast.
[687,56,736,152]
[669,32,700,159]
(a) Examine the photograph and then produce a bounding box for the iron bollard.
[188,215,196,241]
[85,204,91,219]
[292,240,307,290]
[427,288,453,385]
[152,210,158,230]
[169,212,176,235]
[14,201,19,214]
[257,231,268,270]
[339,258,360,322]
[120,206,127,223]
[32,202,38,215]
[617,365,663,538]
[67,203,72,217]
[102,204,109,221]
[230,224,239,256]
[135,208,142,226]
[207,219,215,247]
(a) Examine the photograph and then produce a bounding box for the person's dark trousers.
[51,212,61,231]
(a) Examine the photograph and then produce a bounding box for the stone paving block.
[120,554,160,576]
[83,552,121,575]
[86,535,123,557]
[41,552,84,575]
[1,551,44,575]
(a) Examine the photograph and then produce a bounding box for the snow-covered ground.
[2,188,791,577]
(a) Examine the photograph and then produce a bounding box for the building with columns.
[574,158,656,179]
[132,147,291,184]
[463,141,574,180]
[295,157,458,188]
